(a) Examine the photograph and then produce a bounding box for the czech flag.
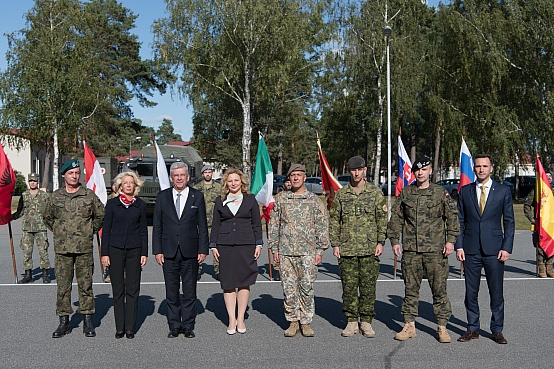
[535,156,554,258]
[317,137,342,207]
[250,134,274,223]
[83,141,108,205]
[395,136,415,196]
[458,137,475,192]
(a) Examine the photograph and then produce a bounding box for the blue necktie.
[175,193,181,219]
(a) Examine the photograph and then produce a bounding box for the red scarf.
[119,194,136,207]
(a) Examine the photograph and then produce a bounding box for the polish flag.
[395,136,415,196]
[458,137,475,192]
[83,141,107,205]
[250,134,274,223]
[154,138,170,191]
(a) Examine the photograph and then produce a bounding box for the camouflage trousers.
[199,227,219,276]
[338,255,379,323]
[280,255,317,325]
[55,253,95,316]
[19,231,50,270]
[532,232,554,264]
[401,251,451,326]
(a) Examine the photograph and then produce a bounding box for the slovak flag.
[83,141,107,205]
[395,136,415,196]
[458,137,475,192]
[250,134,274,223]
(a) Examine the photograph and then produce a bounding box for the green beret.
[287,163,306,176]
[347,156,366,169]
[28,173,39,182]
[60,158,80,174]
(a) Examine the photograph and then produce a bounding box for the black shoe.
[83,314,96,337]
[126,331,135,339]
[168,329,180,338]
[273,270,280,281]
[183,329,195,338]
[115,331,125,339]
[215,273,220,281]
[42,268,51,284]
[52,316,71,338]
[18,269,33,284]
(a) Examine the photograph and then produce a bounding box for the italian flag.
[83,141,107,205]
[250,135,274,223]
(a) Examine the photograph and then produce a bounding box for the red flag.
[535,156,554,258]
[0,144,16,225]
[317,137,342,208]
[83,141,107,205]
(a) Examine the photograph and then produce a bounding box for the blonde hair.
[113,171,144,196]
[221,168,250,199]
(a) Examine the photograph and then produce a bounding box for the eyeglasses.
[28,180,38,182]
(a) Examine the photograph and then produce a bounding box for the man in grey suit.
[153,162,209,338]
[456,154,514,344]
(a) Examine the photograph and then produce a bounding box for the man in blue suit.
[153,162,209,338]
[456,154,514,344]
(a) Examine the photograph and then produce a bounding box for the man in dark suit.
[153,162,209,338]
[456,154,514,344]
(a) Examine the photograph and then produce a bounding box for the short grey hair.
[169,161,188,175]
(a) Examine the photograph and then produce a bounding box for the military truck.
[78,157,119,193]
[124,144,203,216]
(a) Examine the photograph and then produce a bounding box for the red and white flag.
[396,135,415,196]
[0,143,16,225]
[317,137,341,207]
[83,141,107,205]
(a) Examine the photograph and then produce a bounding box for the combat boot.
[395,321,416,341]
[42,268,51,284]
[83,314,96,337]
[546,262,554,278]
[284,321,300,337]
[273,270,280,281]
[341,321,359,337]
[18,269,33,284]
[52,316,71,338]
[538,264,547,278]
[103,267,111,283]
[437,325,452,343]
[300,323,314,337]
[360,321,376,338]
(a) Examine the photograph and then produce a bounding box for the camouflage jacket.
[43,185,105,254]
[387,183,459,253]
[268,188,329,256]
[193,181,221,229]
[329,181,388,256]
[12,190,49,232]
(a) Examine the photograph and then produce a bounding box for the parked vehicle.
[436,178,460,197]
[304,177,323,195]
[380,180,397,196]
[273,174,286,195]
[503,175,535,198]
[337,174,350,187]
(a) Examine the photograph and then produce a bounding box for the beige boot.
[395,321,416,341]
[538,264,547,278]
[341,321,359,337]
[300,323,314,337]
[360,321,376,338]
[546,262,554,278]
[284,321,300,337]
[437,325,451,343]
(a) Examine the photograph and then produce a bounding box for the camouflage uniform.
[524,189,554,264]
[268,189,329,324]
[194,181,221,275]
[387,183,459,326]
[12,190,50,270]
[43,185,105,316]
[329,182,388,323]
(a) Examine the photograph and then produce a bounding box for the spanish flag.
[535,156,554,258]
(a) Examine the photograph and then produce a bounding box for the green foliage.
[13,170,27,196]
[156,118,183,145]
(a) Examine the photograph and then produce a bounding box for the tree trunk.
[373,75,384,186]
[53,127,59,191]
[43,143,52,192]
[433,122,441,182]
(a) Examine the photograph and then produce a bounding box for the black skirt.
[217,244,258,290]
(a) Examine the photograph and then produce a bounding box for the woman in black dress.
[101,171,148,339]
[210,168,263,334]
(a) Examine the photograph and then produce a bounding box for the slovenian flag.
[395,136,415,196]
[458,137,475,192]
[250,134,274,223]
[153,137,170,191]
[317,136,342,207]
[83,141,107,205]
[535,156,554,258]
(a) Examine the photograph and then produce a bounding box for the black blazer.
[210,193,263,248]
[152,186,209,258]
[101,196,148,257]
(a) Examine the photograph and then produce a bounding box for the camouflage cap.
[287,163,306,176]
[413,155,431,171]
[28,173,39,182]
[60,158,80,174]
[201,164,214,173]
[347,156,366,169]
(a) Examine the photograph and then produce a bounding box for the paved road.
[1,219,553,368]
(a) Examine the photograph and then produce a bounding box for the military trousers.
[338,255,379,323]
[280,255,317,325]
[401,251,451,326]
[19,231,50,270]
[54,252,95,316]
[532,232,554,264]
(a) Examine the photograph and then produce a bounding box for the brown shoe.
[284,321,300,337]
[546,263,554,278]
[538,263,547,278]
[394,322,416,341]
[492,332,507,344]
[457,330,479,342]
[300,323,314,337]
[437,325,451,343]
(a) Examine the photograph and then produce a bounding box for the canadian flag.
[83,141,107,205]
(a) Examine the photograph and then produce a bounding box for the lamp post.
[130,136,141,157]
[384,25,392,219]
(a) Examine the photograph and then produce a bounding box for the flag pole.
[8,222,18,283]
[265,222,273,280]
[459,129,466,278]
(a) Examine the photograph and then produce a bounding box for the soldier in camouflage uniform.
[268,164,329,337]
[43,159,105,338]
[12,173,51,284]
[523,172,554,277]
[329,156,388,338]
[194,164,222,280]
[271,176,292,282]
[387,156,459,343]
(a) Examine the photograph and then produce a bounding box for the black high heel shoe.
[115,331,125,339]
[125,331,135,339]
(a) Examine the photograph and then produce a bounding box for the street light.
[384,25,392,220]
[130,136,141,157]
